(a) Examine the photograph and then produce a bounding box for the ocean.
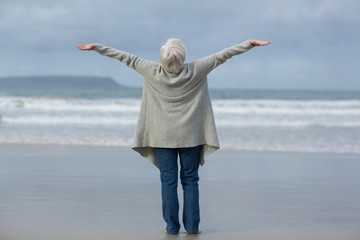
[1,76,360,154]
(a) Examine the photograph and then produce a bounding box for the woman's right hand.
[77,44,96,51]
[250,40,271,46]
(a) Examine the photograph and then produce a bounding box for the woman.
[77,38,270,235]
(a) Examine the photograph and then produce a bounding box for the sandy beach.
[1,144,360,240]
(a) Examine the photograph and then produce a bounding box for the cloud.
[0,0,359,90]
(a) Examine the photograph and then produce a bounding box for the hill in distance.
[0,75,122,88]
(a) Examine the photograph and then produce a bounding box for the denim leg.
[179,145,201,233]
[156,148,180,234]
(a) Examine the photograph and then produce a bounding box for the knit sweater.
[94,40,254,167]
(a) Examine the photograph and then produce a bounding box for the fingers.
[76,44,95,51]
[259,41,271,46]
[77,44,87,50]
[250,40,271,46]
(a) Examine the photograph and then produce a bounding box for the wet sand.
[1,144,360,240]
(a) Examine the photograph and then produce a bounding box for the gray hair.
[160,38,186,74]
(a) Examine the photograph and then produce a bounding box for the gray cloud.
[0,0,359,90]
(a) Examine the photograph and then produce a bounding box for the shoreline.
[1,143,360,240]
[1,142,360,157]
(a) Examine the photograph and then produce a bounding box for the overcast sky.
[1,0,359,90]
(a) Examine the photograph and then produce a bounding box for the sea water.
[1,77,360,154]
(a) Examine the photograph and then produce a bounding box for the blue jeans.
[156,145,201,234]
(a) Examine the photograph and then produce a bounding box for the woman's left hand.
[77,44,96,51]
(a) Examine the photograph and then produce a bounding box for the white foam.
[1,96,360,154]
[0,97,141,112]
[1,97,360,128]
[212,99,360,115]
[1,115,137,125]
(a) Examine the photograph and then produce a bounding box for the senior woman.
[77,38,270,235]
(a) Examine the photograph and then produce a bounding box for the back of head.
[160,38,186,74]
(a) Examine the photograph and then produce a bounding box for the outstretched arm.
[210,39,270,67]
[76,43,156,76]
[193,39,270,75]
[77,43,145,65]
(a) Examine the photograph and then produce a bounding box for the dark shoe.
[165,231,179,235]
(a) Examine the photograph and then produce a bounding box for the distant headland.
[0,75,122,88]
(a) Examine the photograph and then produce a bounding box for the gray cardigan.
[94,40,254,167]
